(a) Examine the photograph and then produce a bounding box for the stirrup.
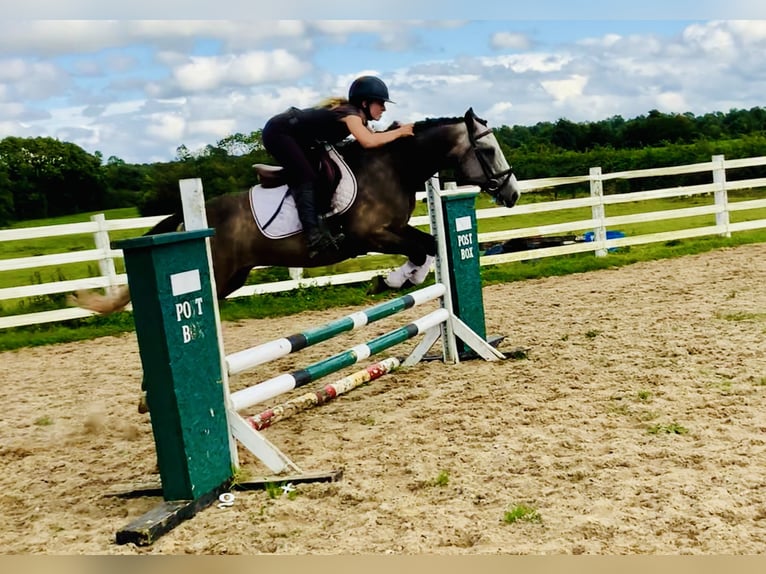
[316,217,345,248]
[307,229,345,258]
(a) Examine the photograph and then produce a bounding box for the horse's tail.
[68,212,184,315]
[145,212,184,235]
[68,284,132,315]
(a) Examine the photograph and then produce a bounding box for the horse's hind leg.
[217,267,253,299]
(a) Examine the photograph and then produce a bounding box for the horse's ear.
[465,107,475,120]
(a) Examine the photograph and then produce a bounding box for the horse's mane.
[338,114,472,159]
[413,116,464,133]
[384,116,464,134]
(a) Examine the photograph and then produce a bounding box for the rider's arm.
[343,115,414,148]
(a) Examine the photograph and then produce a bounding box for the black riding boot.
[292,183,345,258]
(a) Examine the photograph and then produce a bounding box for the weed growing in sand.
[34,416,52,426]
[707,378,733,393]
[717,311,766,322]
[609,394,658,423]
[503,504,541,524]
[229,466,253,489]
[408,470,451,491]
[648,423,688,435]
[428,470,450,487]
[264,481,298,500]
[637,390,652,401]
[756,377,766,387]
[584,329,601,339]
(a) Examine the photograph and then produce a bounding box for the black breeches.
[262,114,317,187]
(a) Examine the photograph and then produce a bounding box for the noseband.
[460,116,514,194]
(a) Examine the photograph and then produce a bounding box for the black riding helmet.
[348,75,395,107]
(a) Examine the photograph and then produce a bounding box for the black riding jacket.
[261,103,367,187]
[283,104,367,145]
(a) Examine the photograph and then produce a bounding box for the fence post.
[712,154,731,238]
[589,166,607,257]
[178,178,240,469]
[427,176,459,363]
[90,213,119,296]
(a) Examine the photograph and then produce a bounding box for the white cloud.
[578,33,622,48]
[187,118,238,138]
[484,101,514,125]
[0,20,314,56]
[682,21,737,55]
[0,58,69,100]
[682,19,766,59]
[237,86,324,116]
[490,32,531,51]
[0,58,63,83]
[172,50,312,91]
[726,19,766,41]
[0,19,460,58]
[656,91,688,111]
[311,20,406,36]
[0,21,124,54]
[540,74,588,103]
[481,53,572,73]
[393,72,482,88]
[0,102,26,118]
[145,112,185,142]
[0,120,27,136]
[101,99,148,117]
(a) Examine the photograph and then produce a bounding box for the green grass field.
[1,189,764,350]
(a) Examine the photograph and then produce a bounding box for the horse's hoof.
[368,276,414,294]
[368,276,391,295]
[138,395,149,414]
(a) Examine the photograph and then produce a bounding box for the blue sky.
[2,1,766,163]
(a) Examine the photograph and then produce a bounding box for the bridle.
[460,111,514,194]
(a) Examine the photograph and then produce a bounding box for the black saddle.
[253,148,341,199]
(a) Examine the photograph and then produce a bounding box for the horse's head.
[455,108,520,208]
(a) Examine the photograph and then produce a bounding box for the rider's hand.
[398,123,415,137]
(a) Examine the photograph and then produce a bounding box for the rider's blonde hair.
[316,96,349,109]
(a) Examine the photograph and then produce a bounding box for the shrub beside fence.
[1,154,765,330]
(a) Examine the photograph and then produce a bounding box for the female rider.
[261,75,415,258]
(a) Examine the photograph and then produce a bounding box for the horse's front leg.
[372,225,436,288]
[386,257,436,288]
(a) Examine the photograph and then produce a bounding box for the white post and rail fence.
[2,153,766,330]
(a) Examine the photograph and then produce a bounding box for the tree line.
[2,106,766,226]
